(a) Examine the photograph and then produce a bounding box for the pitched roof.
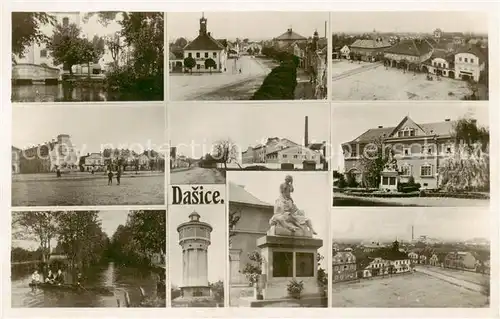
[184,33,225,51]
[308,143,325,151]
[12,146,21,152]
[350,39,391,49]
[216,39,228,48]
[228,182,273,208]
[344,117,456,144]
[275,29,307,41]
[385,38,435,56]
[455,46,487,63]
[431,50,455,63]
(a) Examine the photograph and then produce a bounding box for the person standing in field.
[107,170,113,185]
[116,169,121,185]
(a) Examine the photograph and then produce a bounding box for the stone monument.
[256,175,323,301]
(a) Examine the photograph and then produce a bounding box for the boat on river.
[29,282,115,296]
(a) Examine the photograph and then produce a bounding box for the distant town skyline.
[332,208,491,242]
[13,106,167,154]
[331,12,488,34]
[168,12,328,41]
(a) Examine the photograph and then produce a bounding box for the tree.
[360,137,393,188]
[126,210,166,259]
[209,280,224,305]
[184,56,196,74]
[228,208,241,246]
[105,32,122,69]
[247,47,254,56]
[12,12,56,61]
[83,11,121,27]
[174,37,188,48]
[439,118,489,192]
[47,22,96,75]
[91,35,105,64]
[204,58,216,74]
[212,139,241,169]
[12,211,60,263]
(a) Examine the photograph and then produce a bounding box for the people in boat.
[45,269,55,284]
[54,269,65,285]
[31,270,41,285]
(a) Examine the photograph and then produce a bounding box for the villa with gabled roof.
[342,116,466,189]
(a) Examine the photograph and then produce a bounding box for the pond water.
[11,262,165,308]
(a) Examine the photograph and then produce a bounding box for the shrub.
[287,279,304,299]
[105,65,163,100]
[251,52,298,100]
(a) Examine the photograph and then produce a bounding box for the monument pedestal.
[256,226,323,300]
[180,285,211,297]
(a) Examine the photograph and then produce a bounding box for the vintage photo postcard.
[227,171,329,307]
[331,11,489,100]
[169,205,226,307]
[11,210,167,308]
[331,208,491,307]
[169,102,330,185]
[332,102,489,207]
[11,12,164,102]
[12,105,166,206]
[168,12,328,101]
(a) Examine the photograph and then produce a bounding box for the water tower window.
[40,49,47,58]
[63,17,69,27]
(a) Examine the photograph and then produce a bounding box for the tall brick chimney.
[304,116,309,147]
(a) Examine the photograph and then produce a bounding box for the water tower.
[177,211,213,297]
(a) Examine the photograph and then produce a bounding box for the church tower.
[199,13,207,35]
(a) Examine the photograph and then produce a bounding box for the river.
[11,84,161,102]
[11,262,165,308]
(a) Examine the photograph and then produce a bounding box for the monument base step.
[239,293,326,308]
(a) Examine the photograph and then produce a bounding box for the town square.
[331,12,489,100]
[168,12,328,100]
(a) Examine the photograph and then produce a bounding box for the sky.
[331,103,489,172]
[332,207,491,242]
[13,105,167,155]
[12,210,129,251]
[169,103,330,159]
[169,205,226,287]
[227,171,330,268]
[168,12,329,41]
[331,12,488,34]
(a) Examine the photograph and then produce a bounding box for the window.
[403,130,409,137]
[471,58,474,63]
[204,52,209,58]
[382,177,389,185]
[62,17,69,27]
[293,155,298,159]
[401,165,411,176]
[403,147,411,156]
[213,52,217,58]
[446,146,452,154]
[350,147,357,158]
[464,58,468,63]
[410,129,415,137]
[398,131,403,137]
[214,63,217,69]
[389,177,396,185]
[421,164,432,177]
[196,52,200,58]
[459,57,462,62]
[188,52,192,58]
[40,49,47,58]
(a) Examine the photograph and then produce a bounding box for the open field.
[12,173,164,206]
[331,272,488,307]
[417,266,489,286]
[331,60,473,100]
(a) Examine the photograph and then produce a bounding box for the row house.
[82,152,105,171]
[384,38,436,69]
[349,37,392,62]
[180,14,228,73]
[444,251,477,271]
[408,250,427,264]
[343,115,463,189]
[265,145,322,169]
[362,257,411,278]
[242,137,299,164]
[332,251,357,283]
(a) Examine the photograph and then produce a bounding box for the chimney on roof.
[304,116,309,147]
[287,28,292,34]
[378,125,383,128]
[445,118,451,122]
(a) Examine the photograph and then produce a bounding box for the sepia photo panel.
[11,11,164,102]
[227,171,330,308]
[11,209,167,308]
